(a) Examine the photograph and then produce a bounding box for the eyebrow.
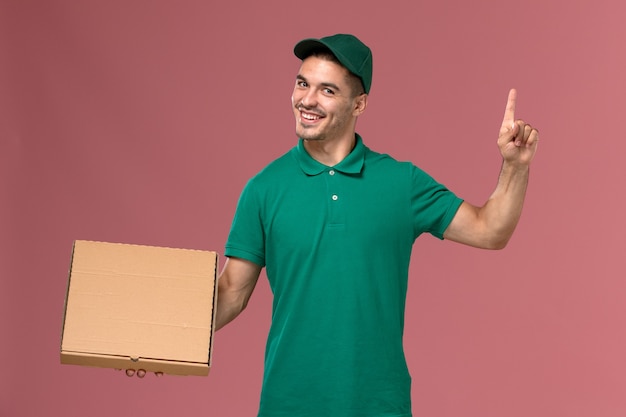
[296,74,341,92]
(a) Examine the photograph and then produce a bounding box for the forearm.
[214,257,261,331]
[215,286,247,331]
[479,161,530,248]
[444,161,530,249]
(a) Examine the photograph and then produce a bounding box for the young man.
[216,34,539,417]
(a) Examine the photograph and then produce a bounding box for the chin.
[298,133,325,142]
[296,127,322,141]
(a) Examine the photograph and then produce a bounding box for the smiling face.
[291,55,367,144]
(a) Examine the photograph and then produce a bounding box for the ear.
[353,93,368,116]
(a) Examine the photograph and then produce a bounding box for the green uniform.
[225,135,463,417]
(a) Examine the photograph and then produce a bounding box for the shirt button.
[331,195,338,201]
[329,170,335,176]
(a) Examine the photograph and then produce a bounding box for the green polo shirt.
[225,135,463,417]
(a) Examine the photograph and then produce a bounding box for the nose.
[298,88,317,109]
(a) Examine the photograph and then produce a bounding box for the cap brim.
[293,38,331,60]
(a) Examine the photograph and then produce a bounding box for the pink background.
[2,0,625,416]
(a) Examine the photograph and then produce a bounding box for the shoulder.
[247,148,299,185]
[362,145,453,202]
[362,145,425,178]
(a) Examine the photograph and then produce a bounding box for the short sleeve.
[224,179,266,267]
[410,164,463,240]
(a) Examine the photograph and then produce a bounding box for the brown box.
[60,240,218,376]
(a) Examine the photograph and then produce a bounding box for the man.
[216,34,538,417]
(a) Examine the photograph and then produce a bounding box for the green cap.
[294,34,373,94]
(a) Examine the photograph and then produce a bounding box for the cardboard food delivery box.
[60,240,218,376]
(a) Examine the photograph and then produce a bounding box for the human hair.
[306,49,366,98]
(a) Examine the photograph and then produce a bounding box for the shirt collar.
[294,134,365,176]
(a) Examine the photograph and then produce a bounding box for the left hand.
[498,88,539,166]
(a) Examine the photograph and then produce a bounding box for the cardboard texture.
[60,240,218,376]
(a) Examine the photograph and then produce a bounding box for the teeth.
[302,113,320,120]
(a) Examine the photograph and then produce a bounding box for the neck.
[303,134,356,166]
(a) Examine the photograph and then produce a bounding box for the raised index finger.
[502,88,517,127]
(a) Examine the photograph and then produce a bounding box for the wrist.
[501,159,531,173]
